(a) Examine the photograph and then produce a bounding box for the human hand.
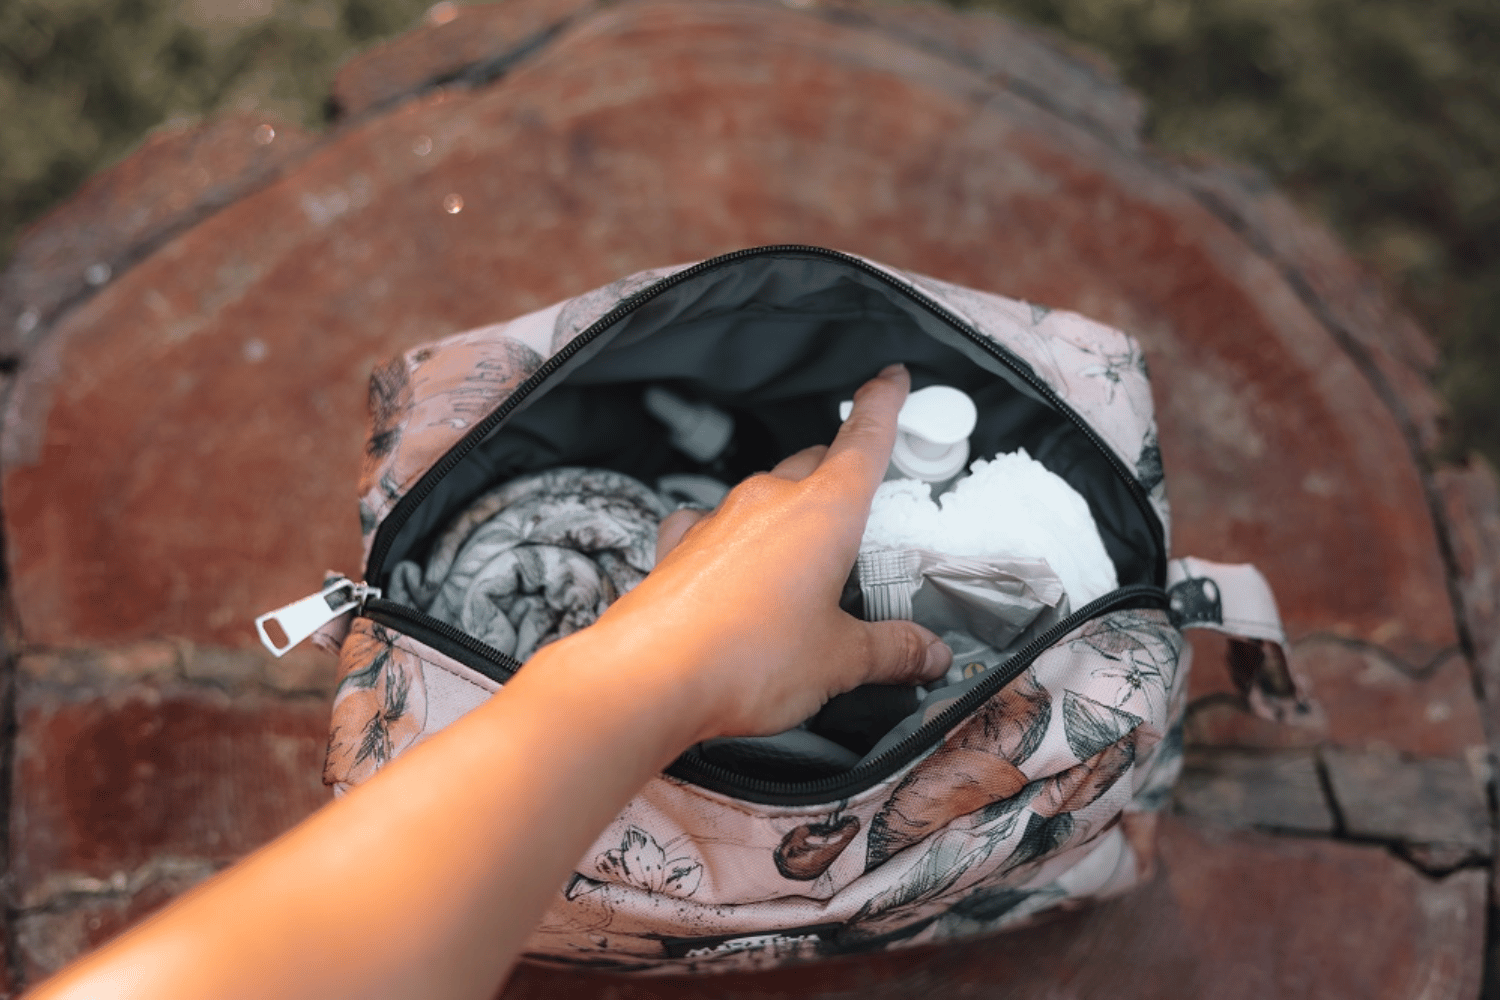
[584,363,952,743]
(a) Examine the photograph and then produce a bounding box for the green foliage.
[0,0,430,260]
[954,0,1500,464]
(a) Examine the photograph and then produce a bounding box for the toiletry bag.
[258,245,1314,974]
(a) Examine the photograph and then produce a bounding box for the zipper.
[354,582,1166,803]
[364,245,1166,587]
[664,583,1169,805]
[255,575,381,657]
[363,598,523,683]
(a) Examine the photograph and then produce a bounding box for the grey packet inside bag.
[856,547,1070,688]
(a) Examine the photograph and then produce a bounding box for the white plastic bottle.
[840,384,978,497]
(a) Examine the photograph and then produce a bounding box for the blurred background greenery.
[1,0,1496,465]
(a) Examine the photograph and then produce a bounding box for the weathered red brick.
[1322,747,1491,867]
[0,114,315,357]
[1180,162,1447,456]
[18,640,336,695]
[11,681,330,902]
[0,0,1461,662]
[1434,458,1500,733]
[331,0,598,118]
[1174,748,1334,834]
[14,861,216,985]
[820,0,1145,149]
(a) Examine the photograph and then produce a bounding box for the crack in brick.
[328,8,588,124]
[1292,633,1465,683]
[1183,690,1250,716]
[1,634,21,994]
[1178,747,1491,880]
[16,858,224,916]
[410,20,575,103]
[18,671,335,703]
[1313,750,1349,839]
[1178,172,1500,991]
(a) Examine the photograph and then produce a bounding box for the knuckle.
[897,626,926,671]
[816,448,875,486]
[720,473,780,510]
[861,623,925,681]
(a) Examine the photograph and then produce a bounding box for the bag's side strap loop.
[1167,557,1321,726]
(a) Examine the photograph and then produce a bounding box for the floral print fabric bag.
[258,246,1313,974]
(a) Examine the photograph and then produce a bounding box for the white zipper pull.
[255,576,381,657]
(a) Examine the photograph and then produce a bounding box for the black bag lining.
[374,255,1161,594]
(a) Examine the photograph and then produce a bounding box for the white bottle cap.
[838,384,977,484]
[644,387,734,463]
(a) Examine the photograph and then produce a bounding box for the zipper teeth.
[361,584,1166,802]
[665,584,1169,803]
[364,244,1165,583]
[364,599,523,683]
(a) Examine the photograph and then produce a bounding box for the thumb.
[855,620,953,688]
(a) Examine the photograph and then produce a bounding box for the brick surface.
[16,640,338,695]
[1434,457,1500,737]
[11,679,329,904]
[330,0,597,118]
[818,0,1146,149]
[1184,630,1487,760]
[0,113,315,358]
[1322,747,1492,866]
[0,0,1461,659]
[14,861,217,984]
[1173,748,1334,835]
[1179,162,1447,458]
[499,816,1487,999]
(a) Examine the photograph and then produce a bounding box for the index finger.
[818,362,910,496]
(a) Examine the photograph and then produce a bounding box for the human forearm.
[30,625,709,1000]
[30,364,946,999]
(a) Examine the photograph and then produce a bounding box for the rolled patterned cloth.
[388,468,669,660]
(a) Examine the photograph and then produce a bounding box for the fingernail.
[923,638,953,678]
[879,362,908,378]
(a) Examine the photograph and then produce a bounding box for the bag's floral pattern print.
[864,668,1051,869]
[320,253,1254,975]
[1075,611,1181,718]
[357,335,545,545]
[595,827,705,898]
[324,622,429,787]
[775,812,862,881]
[509,609,1187,974]
[549,265,693,356]
[899,269,1171,546]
